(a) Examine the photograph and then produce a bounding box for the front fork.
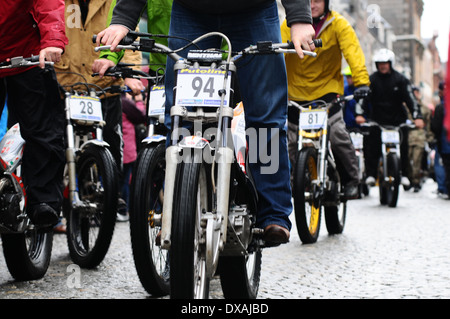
[298,117,330,198]
[318,122,329,195]
[160,112,235,251]
[160,144,179,250]
[380,142,400,183]
[64,92,81,207]
[161,60,235,252]
[64,92,104,209]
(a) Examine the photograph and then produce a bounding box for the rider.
[93,0,172,78]
[342,66,366,129]
[55,0,144,190]
[281,0,370,199]
[431,81,450,199]
[95,0,316,246]
[407,85,433,192]
[432,81,449,198]
[355,48,424,187]
[0,0,68,227]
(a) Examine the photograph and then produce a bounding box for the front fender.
[141,135,166,145]
[80,139,110,151]
[179,135,214,164]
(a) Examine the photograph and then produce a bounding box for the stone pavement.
[0,178,449,299]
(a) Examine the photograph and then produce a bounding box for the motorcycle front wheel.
[378,153,400,207]
[66,144,118,268]
[293,147,322,244]
[129,143,169,297]
[385,153,400,207]
[170,152,213,299]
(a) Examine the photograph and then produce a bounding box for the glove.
[354,85,370,99]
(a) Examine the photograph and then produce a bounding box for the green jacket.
[100,0,172,71]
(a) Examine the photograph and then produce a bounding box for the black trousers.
[101,95,123,177]
[441,153,450,195]
[1,66,65,211]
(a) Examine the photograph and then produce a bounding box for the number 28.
[80,101,94,114]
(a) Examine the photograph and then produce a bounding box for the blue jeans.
[164,1,292,230]
[434,147,448,194]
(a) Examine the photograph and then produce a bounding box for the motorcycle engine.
[0,189,22,227]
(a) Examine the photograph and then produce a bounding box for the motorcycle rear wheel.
[324,165,346,234]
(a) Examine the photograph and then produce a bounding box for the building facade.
[277,0,441,105]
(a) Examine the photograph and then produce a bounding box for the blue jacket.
[343,81,358,128]
[111,0,312,30]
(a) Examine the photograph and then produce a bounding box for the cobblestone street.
[0,178,449,299]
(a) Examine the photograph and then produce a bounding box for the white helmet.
[373,48,395,67]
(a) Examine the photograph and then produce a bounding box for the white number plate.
[148,85,165,116]
[175,68,230,107]
[299,109,327,130]
[68,96,103,122]
[381,130,400,144]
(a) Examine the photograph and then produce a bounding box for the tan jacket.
[55,0,141,97]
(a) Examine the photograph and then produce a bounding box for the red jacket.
[0,0,68,77]
[445,30,450,140]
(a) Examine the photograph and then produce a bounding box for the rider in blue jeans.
[96,0,316,245]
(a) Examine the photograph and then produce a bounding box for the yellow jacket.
[55,0,142,97]
[281,10,370,101]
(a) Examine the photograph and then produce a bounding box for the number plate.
[148,85,165,116]
[68,96,103,122]
[299,109,327,130]
[381,130,400,144]
[175,68,230,107]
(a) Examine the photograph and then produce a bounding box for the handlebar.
[94,32,183,62]
[91,62,156,80]
[0,56,54,69]
[93,34,323,50]
[286,39,322,53]
[60,81,129,97]
[360,121,416,130]
[289,94,354,111]
[93,31,321,60]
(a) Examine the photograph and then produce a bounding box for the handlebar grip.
[119,35,137,45]
[286,39,322,49]
[29,55,40,62]
[92,34,136,46]
[313,39,322,48]
[92,66,117,78]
